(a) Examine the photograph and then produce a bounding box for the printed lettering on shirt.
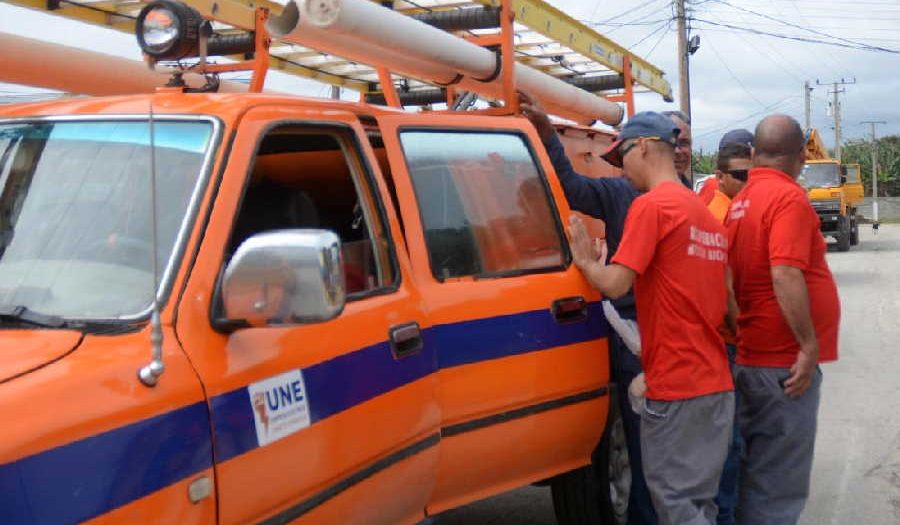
[249,369,311,447]
[730,198,750,220]
[688,225,728,262]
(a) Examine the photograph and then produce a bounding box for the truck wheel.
[836,216,851,252]
[850,214,860,246]
[550,390,629,525]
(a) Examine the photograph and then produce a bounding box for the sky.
[2,0,900,151]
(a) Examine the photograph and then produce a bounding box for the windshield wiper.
[0,305,141,334]
[0,305,66,328]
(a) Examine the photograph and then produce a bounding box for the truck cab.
[0,93,623,525]
[0,0,678,520]
[802,130,861,251]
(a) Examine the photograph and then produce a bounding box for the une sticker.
[248,369,311,447]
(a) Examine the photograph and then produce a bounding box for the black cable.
[691,17,900,53]
[702,30,767,108]
[707,6,853,81]
[586,18,674,28]
[646,20,673,58]
[628,19,672,49]
[591,0,661,25]
[705,0,900,53]
[694,95,801,140]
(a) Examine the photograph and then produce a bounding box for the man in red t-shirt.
[726,114,840,524]
[569,111,734,525]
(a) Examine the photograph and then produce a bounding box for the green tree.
[692,150,716,175]
[841,135,900,196]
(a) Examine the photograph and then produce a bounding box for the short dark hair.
[717,142,751,172]
[662,110,691,125]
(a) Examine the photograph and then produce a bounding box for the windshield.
[0,119,214,320]
[800,162,841,189]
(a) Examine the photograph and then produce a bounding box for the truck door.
[376,114,611,513]
[174,107,439,525]
[844,164,864,205]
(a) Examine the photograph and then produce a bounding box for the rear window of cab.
[399,130,568,281]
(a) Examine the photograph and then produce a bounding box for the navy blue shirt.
[544,133,691,319]
[544,133,642,318]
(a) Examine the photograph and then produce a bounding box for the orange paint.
[0,90,620,524]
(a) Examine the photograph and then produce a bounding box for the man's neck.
[753,165,798,179]
[646,167,681,190]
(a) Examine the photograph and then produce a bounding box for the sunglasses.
[619,136,662,160]
[727,169,749,181]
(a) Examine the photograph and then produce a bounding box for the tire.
[836,215,851,252]
[849,213,860,246]
[551,390,630,525]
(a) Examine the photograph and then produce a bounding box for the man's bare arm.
[579,262,637,299]
[568,215,636,298]
[771,265,819,397]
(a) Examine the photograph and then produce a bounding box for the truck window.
[0,119,214,319]
[228,125,397,297]
[399,130,566,280]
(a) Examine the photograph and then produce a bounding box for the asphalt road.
[436,224,900,525]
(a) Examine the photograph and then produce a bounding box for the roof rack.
[4,0,673,118]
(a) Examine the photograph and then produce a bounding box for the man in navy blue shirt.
[520,92,693,525]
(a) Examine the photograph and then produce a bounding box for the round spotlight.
[136,0,203,60]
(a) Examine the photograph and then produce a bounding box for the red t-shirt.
[612,180,734,401]
[726,167,840,367]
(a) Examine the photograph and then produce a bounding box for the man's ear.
[715,169,725,181]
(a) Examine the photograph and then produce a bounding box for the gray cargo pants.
[641,391,735,525]
[734,364,822,525]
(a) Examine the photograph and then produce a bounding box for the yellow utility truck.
[801,129,864,251]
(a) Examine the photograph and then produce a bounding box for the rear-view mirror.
[222,230,345,327]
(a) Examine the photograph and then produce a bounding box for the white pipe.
[0,32,251,96]
[268,0,623,125]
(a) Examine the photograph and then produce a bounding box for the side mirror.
[222,230,345,327]
[840,175,847,184]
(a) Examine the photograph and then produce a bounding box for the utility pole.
[803,81,812,130]
[861,120,886,233]
[676,0,691,120]
[818,78,855,161]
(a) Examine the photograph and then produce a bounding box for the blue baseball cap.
[601,111,681,168]
[718,128,754,150]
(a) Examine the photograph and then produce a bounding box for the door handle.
[389,322,423,359]
[552,296,588,324]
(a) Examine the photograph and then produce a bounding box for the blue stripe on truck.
[0,401,213,525]
[0,304,608,523]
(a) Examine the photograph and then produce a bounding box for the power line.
[591,0,661,25]
[628,19,673,49]
[704,0,900,53]
[694,95,801,140]
[701,30,767,108]
[586,18,674,28]
[646,20,673,58]
[703,9,845,82]
[599,4,674,36]
[692,0,856,76]
[690,18,900,53]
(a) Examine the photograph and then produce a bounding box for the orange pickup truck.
[0,93,623,524]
